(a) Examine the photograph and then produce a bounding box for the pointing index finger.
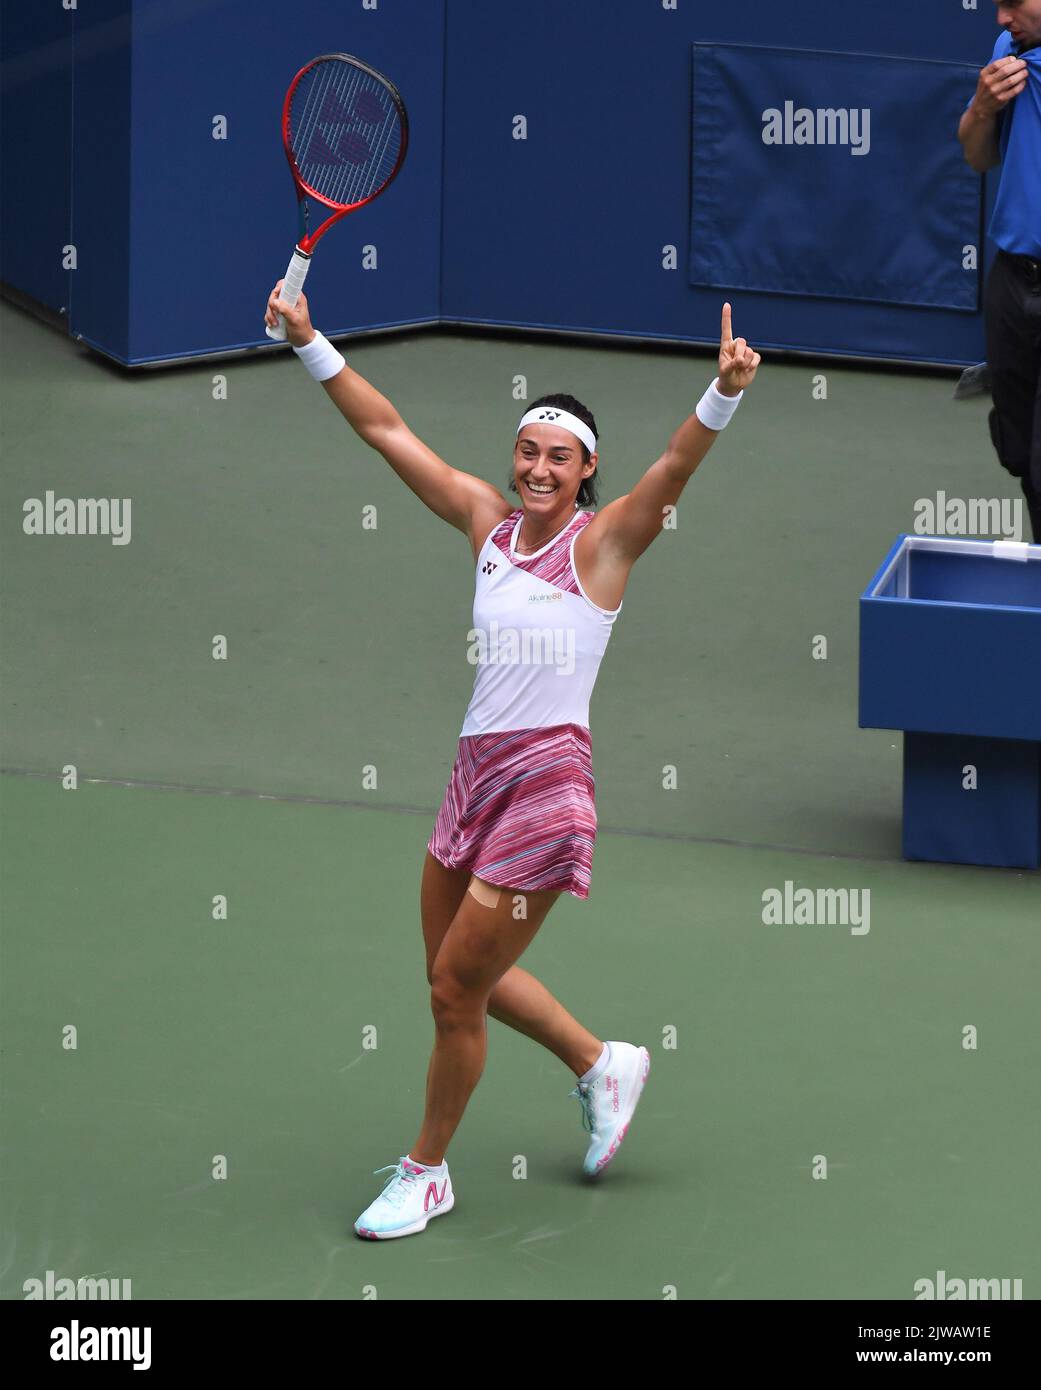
[722,302,733,344]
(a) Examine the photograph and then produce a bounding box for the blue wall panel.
[125,0,444,364]
[690,45,981,311]
[441,0,1003,366]
[0,0,1013,365]
[0,0,73,314]
[68,0,133,362]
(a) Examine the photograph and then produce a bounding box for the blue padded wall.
[0,0,444,364]
[121,0,445,364]
[441,0,1002,366]
[69,0,133,363]
[0,0,1011,365]
[689,44,981,311]
[0,0,74,316]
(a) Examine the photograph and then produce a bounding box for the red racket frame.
[281,52,410,254]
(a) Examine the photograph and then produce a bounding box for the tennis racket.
[265,53,409,341]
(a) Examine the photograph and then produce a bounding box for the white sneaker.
[569,1042,650,1176]
[354,1156,454,1240]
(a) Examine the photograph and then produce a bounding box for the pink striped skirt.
[427,723,597,899]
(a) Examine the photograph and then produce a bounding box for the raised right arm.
[266,284,510,550]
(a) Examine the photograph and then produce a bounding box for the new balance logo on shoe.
[606,1076,620,1112]
[425,1180,448,1211]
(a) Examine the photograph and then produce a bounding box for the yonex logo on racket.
[265,54,409,342]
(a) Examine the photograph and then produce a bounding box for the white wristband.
[695,377,743,431]
[292,331,346,382]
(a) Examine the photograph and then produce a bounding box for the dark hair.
[509,393,600,508]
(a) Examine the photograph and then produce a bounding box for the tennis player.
[265,282,760,1239]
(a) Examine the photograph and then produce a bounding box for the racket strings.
[289,60,404,209]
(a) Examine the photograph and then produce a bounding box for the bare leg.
[409,878,560,1166]
[420,852,603,1081]
[488,967,603,1077]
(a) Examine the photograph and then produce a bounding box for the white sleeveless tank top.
[459,506,622,737]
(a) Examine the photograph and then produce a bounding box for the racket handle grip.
[265,248,312,342]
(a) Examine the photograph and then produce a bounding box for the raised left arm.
[584,303,761,568]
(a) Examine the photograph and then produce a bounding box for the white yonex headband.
[516,406,597,456]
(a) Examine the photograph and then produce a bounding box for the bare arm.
[265,285,508,544]
[580,303,760,579]
[958,56,1027,172]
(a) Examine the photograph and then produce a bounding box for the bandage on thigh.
[467,876,502,909]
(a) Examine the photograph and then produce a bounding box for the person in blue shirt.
[958,1,1041,542]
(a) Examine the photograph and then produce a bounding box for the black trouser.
[984,248,1041,544]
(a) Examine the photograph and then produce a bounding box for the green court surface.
[2,300,1038,1300]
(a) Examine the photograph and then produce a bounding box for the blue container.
[860,536,1041,870]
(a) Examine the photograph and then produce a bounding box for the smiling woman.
[509,392,601,511]
[263,280,759,1240]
